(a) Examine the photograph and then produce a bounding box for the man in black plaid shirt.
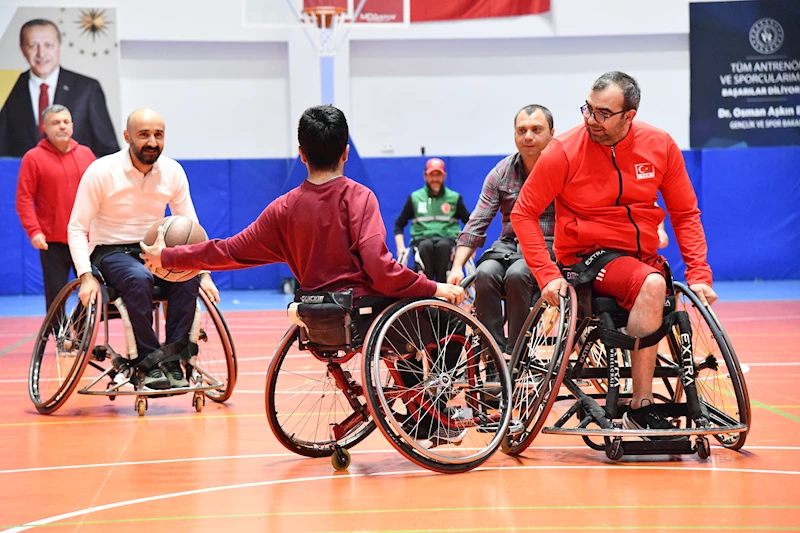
[448,104,555,356]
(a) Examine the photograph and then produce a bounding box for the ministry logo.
[749,18,784,55]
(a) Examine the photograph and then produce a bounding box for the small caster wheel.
[605,438,624,461]
[136,399,146,417]
[696,437,711,459]
[194,395,204,413]
[107,382,117,401]
[331,448,351,471]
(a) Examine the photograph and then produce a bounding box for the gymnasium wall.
[1,0,727,159]
[1,144,798,296]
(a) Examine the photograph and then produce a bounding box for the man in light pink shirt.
[68,108,218,391]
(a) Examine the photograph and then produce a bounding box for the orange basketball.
[143,216,208,282]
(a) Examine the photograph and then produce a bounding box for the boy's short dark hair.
[298,105,349,172]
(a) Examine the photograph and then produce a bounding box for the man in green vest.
[394,158,471,282]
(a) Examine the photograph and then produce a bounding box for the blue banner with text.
[690,0,800,148]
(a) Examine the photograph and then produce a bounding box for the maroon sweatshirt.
[15,138,96,243]
[163,176,437,299]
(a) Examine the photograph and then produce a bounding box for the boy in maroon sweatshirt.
[140,105,463,304]
[142,105,465,445]
[15,104,95,310]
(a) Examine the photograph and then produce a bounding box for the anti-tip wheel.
[696,437,711,460]
[194,395,204,413]
[136,399,146,417]
[605,438,624,461]
[331,448,351,471]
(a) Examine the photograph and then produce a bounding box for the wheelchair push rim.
[265,325,376,458]
[28,279,101,414]
[194,290,237,403]
[670,282,750,450]
[362,298,513,473]
[502,285,577,456]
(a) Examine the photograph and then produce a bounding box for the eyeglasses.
[580,103,628,124]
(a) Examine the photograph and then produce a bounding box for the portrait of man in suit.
[0,18,119,158]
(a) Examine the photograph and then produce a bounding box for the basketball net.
[300,6,352,57]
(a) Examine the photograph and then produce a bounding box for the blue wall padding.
[23,240,43,294]
[1,145,798,296]
[228,159,288,289]
[0,159,23,295]
[658,150,704,281]
[700,146,800,281]
[182,159,233,290]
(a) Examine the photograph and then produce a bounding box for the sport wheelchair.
[397,242,476,281]
[499,258,750,460]
[28,271,237,416]
[265,288,514,473]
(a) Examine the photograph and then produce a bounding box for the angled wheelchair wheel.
[28,280,101,414]
[193,290,237,403]
[671,282,750,450]
[265,325,375,458]
[502,285,577,456]
[362,298,513,474]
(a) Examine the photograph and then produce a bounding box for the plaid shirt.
[457,152,555,249]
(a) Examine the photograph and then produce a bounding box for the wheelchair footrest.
[541,423,747,438]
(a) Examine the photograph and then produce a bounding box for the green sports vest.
[409,186,461,240]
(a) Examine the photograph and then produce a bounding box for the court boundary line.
[4,464,800,533]
[3,444,800,476]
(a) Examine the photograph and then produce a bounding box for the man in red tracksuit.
[15,104,96,310]
[511,71,716,436]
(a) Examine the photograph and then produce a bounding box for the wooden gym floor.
[0,288,799,532]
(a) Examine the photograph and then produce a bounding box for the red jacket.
[15,138,96,244]
[512,121,712,289]
[163,176,437,299]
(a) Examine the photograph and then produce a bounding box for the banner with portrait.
[689,0,800,148]
[0,7,122,157]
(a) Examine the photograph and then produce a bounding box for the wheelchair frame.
[265,293,514,473]
[500,281,750,460]
[28,275,237,416]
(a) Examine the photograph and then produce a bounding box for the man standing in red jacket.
[511,71,716,435]
[15,104,95,310]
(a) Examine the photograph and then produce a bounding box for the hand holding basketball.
[140,216,207,282]
[140,225,167,272]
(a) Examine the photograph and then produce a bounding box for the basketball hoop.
[300,5,351,57]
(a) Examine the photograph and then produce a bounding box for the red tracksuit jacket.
[15,138,96,244]
[512,121,713,289]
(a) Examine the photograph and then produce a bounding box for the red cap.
[425,158,446,174]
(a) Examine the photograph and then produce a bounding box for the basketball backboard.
[243,0,410,28]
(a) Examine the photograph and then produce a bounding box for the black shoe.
[142,366,170,390]
[622,402,685,441]
[482,360,502,409]
[163,359,189,388]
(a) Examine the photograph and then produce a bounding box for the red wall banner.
[411,0,550,22]
[303,0,550,24]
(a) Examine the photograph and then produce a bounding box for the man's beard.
[133,145,162,165]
